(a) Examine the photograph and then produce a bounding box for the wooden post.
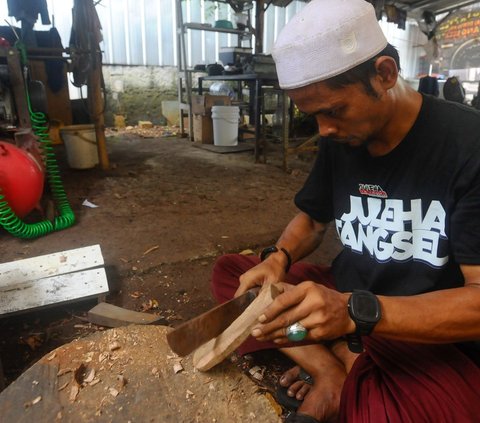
[87,51,109,170]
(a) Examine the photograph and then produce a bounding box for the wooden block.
[88,302,164,327]
[138,120,153,128]
[193,283,281,371]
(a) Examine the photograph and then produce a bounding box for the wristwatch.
[260,245,292,273]
[346,290,381,353]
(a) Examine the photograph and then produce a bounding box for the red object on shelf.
[0,37,10,47]
[0,141,44,218]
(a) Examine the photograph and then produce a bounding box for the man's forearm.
[376,284,480,343]
[275,212,328,263]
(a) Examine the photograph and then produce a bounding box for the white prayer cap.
[272,0,388,89]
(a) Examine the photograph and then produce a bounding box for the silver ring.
[286,322,308,342]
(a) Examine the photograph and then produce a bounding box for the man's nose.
[317,118,337,137]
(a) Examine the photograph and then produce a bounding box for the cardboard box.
[193,114,213,144]
[192,94,231,116]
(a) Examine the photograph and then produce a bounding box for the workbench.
[198,73,319,170]
[198,73,289,164]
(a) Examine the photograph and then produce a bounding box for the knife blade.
[167,288,259,356]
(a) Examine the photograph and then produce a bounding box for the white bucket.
[60,124,99,169]
[212,106,240,146]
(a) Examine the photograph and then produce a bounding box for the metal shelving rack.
[175,0,253,140]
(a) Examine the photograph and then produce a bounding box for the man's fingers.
[258,287,305,323]
[234,285,247,298]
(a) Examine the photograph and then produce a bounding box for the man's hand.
[235,252,288,297]
[251,281,354,343]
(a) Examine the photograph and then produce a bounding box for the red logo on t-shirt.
[358,184,387,198]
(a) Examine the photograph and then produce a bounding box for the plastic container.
[0,141,44,218]
[60,124,99,169]
[211,106,240,146]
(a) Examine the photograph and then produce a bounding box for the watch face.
[351,292,380,323]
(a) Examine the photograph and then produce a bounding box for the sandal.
[275,368,314,411]
[285,411,321,423]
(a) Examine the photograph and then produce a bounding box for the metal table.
[198,73,286,164]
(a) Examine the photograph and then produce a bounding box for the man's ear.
[374,56,398,89]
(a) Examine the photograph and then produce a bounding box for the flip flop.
[285,411,321,423]
[275,368,314,411]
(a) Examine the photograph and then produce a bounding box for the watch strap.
[346,290,381,353]
[260,246,292,273]
[346,334,364,353]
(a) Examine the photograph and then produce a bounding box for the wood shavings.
[58,381,69,391]
[69,385,80,402]
[31,396,41,405]
[84,368,96,384]
[84,351,95,362]
[140,299,159,311]
[248,366,264,381]
[57,368,73,377]
[24,395,42,408]
[109,387,119,397]
[88,378,101,386]
[129,291,143,299]
[74,324,92,329]
[108,341,121,351]
[239,249,256,256]
[143,245,159,256]
[173,361,184,374]
[99,352,109,362]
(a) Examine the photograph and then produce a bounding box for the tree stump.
[0,325,281,422]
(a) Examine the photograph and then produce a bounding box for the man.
[211,0,480,422]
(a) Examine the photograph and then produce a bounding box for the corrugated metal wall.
[96,0,307,67]
[0,0,423,78]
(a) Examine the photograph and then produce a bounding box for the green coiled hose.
[0,43,75,239]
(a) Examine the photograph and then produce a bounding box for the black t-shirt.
[295,94,480,295]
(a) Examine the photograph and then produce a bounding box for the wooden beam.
[87,51,109,170]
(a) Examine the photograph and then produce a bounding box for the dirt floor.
[0,128,342,404]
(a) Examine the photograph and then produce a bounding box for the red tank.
[0,141,44,218]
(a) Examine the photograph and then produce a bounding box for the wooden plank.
[193,283,281,371]
[0,245,104,288]
[0,268,109,316]
[88,302,164,327]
